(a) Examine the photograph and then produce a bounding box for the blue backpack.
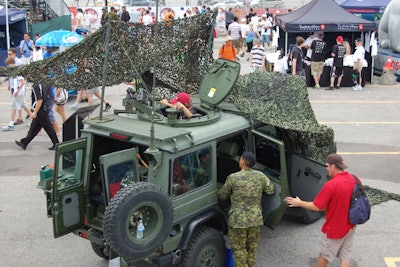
[349,175,371,224]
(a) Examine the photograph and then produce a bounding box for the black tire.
[103,182,173,260]
[91,242,109,260]
[180,227,225,267]
[300,208,323,224]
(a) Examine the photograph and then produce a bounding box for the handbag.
[349,174,371,224]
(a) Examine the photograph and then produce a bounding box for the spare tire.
[103,182,173,259]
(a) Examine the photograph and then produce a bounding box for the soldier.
[218,152,274,267]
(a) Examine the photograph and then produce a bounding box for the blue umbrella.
[35,30,83,47]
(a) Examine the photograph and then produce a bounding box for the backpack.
[349,175,371,224]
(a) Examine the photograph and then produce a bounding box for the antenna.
[146,0,160,153]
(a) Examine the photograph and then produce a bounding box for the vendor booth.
[275,0,376,87]
[0,7,27,66]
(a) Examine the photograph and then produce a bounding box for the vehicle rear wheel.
[300,208,323,224]
[180,227,225,267]
[91,241,109,260]
[103,182,173,260]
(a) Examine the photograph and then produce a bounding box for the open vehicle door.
[99,148,139,206]
[290,154,328,223]
[52,138,87,237]
[252,130,290,229]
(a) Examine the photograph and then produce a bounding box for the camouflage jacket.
[218,168,274,228]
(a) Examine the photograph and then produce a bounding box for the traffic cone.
[384,55,394,70]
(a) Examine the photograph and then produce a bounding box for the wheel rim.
[125,201,163,243]
[195,243,220,267]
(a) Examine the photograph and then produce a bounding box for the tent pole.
[6,0,10,50]
[285,31,288,56]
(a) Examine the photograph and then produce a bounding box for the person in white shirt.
[352,38,365,91]
[76,8,84,30]
[83,9,92,30]
[2,57,32,131]
[304,32,317,60]
[142,10,153,25]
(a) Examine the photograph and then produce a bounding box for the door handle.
[304,167,321,179]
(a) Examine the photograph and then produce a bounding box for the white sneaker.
[357,85,363,91]
[2,125,14,131]
[70,103,78,109]
[352,85,360,91]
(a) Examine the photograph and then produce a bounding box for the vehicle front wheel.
[180,227,225,267]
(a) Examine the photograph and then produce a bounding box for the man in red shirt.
[285,154,357,267]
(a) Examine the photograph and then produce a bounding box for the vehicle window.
[106,161,137,198]
[171,147,212,196]
[254,135,281,179]
[56,149,84,190]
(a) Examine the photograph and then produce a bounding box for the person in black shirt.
[291,36,306,76]
[225,8,234,30]
[327,36,346,90]
[15,84,59,151]
[310,32,327,89]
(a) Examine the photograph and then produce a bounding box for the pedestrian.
[225,7,234,30]
[86,87,112,112]
[327,35,346,90]
[218,152,274,267]
[310,31,327,89]
[105,7,119,22]
[75,8,85,33]
[352,38,365,91]
[304,32,317,61]
[2,57,32,131]
[245,23,260,60]
[15,83,60,150]
[228,16,242,60]
[7,48,32,124]
[218,35,238,62]
[142,10,153,26]
[83,9,92,30]
[100,7,107,26]
[285,153,357,267]
[19,33,33,64]
[291,36,306,76]
[120,6,131,23]
[250,39,265,71]
[260,14,272,48]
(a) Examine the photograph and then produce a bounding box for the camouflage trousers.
[229,226,261,267]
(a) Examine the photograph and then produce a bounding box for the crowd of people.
[219,8,366,91]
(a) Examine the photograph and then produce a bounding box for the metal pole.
[99,20,112,120]
[6,0,10,50]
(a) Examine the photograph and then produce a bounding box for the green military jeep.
[38,59,334,266]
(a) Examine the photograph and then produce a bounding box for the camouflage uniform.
[219,169,274,267]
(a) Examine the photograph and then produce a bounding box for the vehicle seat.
[217,141,240,183]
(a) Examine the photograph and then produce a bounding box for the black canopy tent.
[274,0,377,87]
[276,0,376,54]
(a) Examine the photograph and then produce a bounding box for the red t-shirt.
[313,172,356,239]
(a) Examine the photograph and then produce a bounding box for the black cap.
[241,152,256,167]
[355,38,362,43]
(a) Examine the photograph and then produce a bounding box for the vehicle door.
[99,148,139,206]
[251,130,290,229]
[290,154,328,223]
[52,138,87,238]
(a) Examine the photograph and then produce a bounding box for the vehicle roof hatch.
[199,59,240,107]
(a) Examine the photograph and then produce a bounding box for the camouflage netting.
[0,11,216,92]
[230,71,335,161]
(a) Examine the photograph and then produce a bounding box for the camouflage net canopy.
[230,72,335,161]
[1,11,216,92]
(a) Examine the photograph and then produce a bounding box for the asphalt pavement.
[0,35,400,266]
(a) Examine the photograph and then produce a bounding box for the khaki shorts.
[86,87,99,94]
[311,61,324,76]
[318,228,355,262]
[232,38,242,49]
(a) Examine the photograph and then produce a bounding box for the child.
[2,57,32,131]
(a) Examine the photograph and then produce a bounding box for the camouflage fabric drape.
[0,11,216,92]
[230,71,335,160]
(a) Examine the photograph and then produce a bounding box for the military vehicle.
[38,57,334,266]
